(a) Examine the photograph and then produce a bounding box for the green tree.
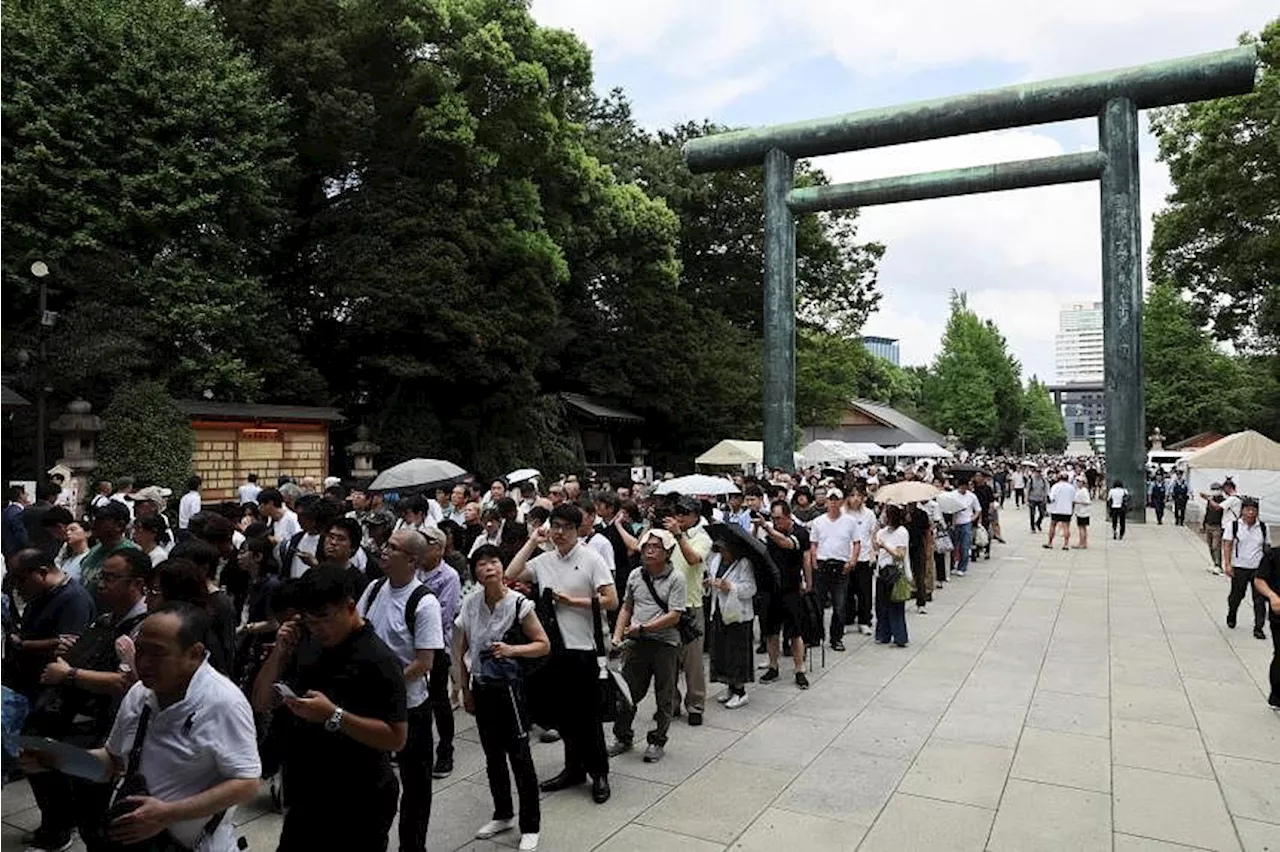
[97,382,194,493]
[1,0,315,403]
[1149,20,1280,354]
[1142,279,1265,439]
[1021,378,1067,452]
[921,292,1024,449]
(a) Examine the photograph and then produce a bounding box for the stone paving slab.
[5,507,1279,851]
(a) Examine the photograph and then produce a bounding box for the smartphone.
[273,682,299,700]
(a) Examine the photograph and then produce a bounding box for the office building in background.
[1055,301,1104,383]
[861,336,900,366]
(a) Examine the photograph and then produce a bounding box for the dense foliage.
[96,382,195,492]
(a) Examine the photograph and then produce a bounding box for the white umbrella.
[504,468,541,484]
[876,481,941,505]
[369,458,467,491]
[654,474,740,496]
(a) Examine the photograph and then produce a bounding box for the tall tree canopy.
[1149,19,1280,355]
[1,0,314,403]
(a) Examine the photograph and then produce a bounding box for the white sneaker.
[476,818,516,839]
[716,692,732,704]
[859,624,873,636]
[916,606,927,615]
[725,693,750,709]
[519,832,540,851]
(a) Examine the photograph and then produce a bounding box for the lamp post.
[31,260,52,477]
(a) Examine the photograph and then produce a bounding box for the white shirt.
[178,491,202,530]
[875,526,911,569]
[454,589,535,679]
[526,542,614,651]
[1108,487,1128,509]
[1073,487,1092,518]
[442,506,468,526]
[357,578,443,708]
[583,531,615,568]
[1222,517,1266,569]
[106,662,260,852]
[270,508,302,547]
[146,546,168,567]
[287,532,321,580]
[237,483,261,505]
[953,490,982,525]
[843,507,878,561]
[1048,481,1077,516]
[1011,472,1026,489]
[1220,494,1243,527]
[810,512,860,562]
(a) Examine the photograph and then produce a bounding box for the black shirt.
[8,578,96,697]
[907,507,931,555]
[205,589,238,675]
[282,622,408,803]
[1257,549,1279,613]
[973,484,995,515]
[766,524,810,593]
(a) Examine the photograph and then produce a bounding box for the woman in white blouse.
[54,521,91,583]
[705,540,757,709]
[873,504,911,648]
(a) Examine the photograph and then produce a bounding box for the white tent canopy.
[886,442,954,459]
[844,442,890,458]
[800,440,870,465]
[1185,430,1280,524]
[695,440,804,469]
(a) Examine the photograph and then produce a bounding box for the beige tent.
[1186,430,1280,524]
[1185,430,1280,470]
[696,440,765,466]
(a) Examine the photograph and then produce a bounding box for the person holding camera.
[455,544,550,850]
[505,503,617,804]
[21,603,261,852]
[251,566,408,851]
[607,529,687,764]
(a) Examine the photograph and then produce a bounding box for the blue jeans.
[874,574,908,646]
[954,523,973,572]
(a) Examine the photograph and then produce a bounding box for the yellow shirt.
[671,525,713,608]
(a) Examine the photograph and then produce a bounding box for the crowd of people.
[2,455,1277,852]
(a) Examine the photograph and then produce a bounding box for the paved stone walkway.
[4,507,1278,851]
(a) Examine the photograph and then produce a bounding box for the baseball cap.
[827,488,844,501]
[132,485,171,507]
[419,525,446,546]
[323,476,342,489]
[364,509,395,527]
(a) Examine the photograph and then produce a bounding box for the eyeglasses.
[550,522,576,532]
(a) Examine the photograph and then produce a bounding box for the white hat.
[323,476,342,489]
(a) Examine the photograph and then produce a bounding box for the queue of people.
[4,456,1277,852]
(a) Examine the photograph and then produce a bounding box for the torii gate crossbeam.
[682,46,1257,521]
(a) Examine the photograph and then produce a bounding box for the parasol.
[936,490,966,514]
[654,474,740,496]
[943,464,992,480]
[875,481,941,505]
[707,522,781,592]
[369,458,467,491]
[504,468,541,485]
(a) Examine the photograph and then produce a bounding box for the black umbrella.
[943,463,992,480]
[707,522,781,592]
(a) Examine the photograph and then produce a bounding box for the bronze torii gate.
[683,46,1257,520]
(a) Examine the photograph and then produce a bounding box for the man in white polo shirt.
[23,603,260,852]
[951,480,982,576]
[506,502,617,804]
[842,489,878,632]
[810,488,859,651]
[1044,472,1077,551]
[1223,497,1269,641]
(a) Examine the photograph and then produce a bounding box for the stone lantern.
[1148,427,1165,451]
[944,429,960,454]
[346,424,381,481]
[49,399,104,517]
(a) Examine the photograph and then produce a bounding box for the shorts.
[762,590,803,640]
[1050,513,1073,524]
[1076,516,1090,527]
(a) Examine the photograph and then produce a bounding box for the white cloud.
[530,0,1266,381]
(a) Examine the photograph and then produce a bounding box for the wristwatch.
[324,706,345,733]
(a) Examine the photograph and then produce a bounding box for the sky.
[531,0,1272,383]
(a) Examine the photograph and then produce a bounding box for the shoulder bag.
[591,597,632,723]
[638,571,703,646]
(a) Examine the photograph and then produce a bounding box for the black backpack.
[360,577,433,633]
[1230,520,1271,558]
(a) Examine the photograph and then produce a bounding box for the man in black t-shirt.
[1253,549,1280,710]
[252,566,408,851]
[756,501,812,690]
[4,548,96,699]
[971,473,996,560]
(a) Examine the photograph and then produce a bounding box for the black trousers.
[474,681,540,833]
[934,550,948,583]
[1228,567,1267,631]
[1174,499,1188,525]
[1014,488,1025,507]
[398,704,435,852]
[1029,501,1046,531]
[1110,507,1127,539]
[1269,615,1280,707]
[430,655,455,761]
[844,562,873,627]
[547,650,609,779]
[28,763,111,848]
[279,773,398,852]
[813,561,849,641]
